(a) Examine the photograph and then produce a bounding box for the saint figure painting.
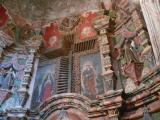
[80,53,104,99]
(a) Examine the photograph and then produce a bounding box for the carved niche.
[73,42,105,99]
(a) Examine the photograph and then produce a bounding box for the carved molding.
[39,93,90,120]
[31,91,123,119]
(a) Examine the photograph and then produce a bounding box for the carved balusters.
[99,29,114,92]
[57,56,70,94]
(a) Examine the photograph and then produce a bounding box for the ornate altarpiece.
[0,0,160,120]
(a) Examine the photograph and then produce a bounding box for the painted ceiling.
[4,0,99,22]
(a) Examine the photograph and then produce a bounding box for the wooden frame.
[31,57,61,109]
[38,58,61,94]
[72,41,100,93]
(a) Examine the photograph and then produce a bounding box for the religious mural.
[43,22,61,49]
[0,54,26,89]
[80,53,104,99]
[31,60,58,109]
[79,11,97,41]
[0,54,27,111]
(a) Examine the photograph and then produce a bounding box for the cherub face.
[49,36,57,47]
[81,27,92,37]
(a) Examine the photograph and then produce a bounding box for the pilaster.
[140,0,160,65]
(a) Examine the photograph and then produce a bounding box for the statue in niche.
[81,61,97,99]
[39,72,55,102]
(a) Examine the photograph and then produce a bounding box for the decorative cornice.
[38,93,90,119]
[30,91,123,119]
[6,108,28,119]
[122,66,160,119]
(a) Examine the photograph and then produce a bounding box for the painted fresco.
[0,55,25,89]
[31,60,57,109]
[43,22,61,49]
[79,11,97,41]
[1,88,21,110]
[80,53,104,99]
[0,54,27,111]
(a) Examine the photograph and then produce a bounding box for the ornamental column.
[99,29,114,92]
[93,10,114,93]
[140,0,160,65]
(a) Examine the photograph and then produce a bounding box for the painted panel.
[43,22,61,49]
[80,53,104,99]
[79,11,97,41]
[0,54,26,89]
[1,88,21,111]
[31,60,58,109]
[0,54,27,111]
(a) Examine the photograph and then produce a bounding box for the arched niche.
[39,93,90,120]
[46,108,87,120]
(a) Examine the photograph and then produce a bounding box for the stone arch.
[39,93,91,120]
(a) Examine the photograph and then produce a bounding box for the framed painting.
[73,46,104,100]
[31,58,60,109]
[43,22,61,49]
[43,22,70,58]
[77,11,98,42]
